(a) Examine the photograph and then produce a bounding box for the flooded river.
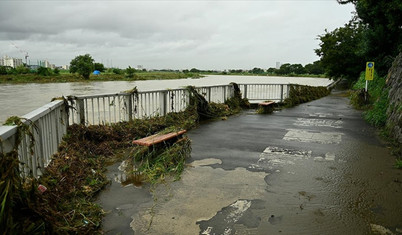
[0,75,330,124]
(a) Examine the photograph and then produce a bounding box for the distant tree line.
[182,61,324,76]
[0,65,60,76]
[315,0,401,82]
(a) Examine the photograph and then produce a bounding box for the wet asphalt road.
[99,91,402,234]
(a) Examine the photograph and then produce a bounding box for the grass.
[0,71,201,84]
[396,159,402,169]
[350,72,389,127]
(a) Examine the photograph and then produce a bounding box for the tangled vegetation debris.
[284,85,330,107]
[1,84,249,234]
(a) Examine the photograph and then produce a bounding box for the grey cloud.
[0,1,355,69]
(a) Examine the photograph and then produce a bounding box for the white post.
[365,80,368,92]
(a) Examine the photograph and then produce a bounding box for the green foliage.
[69,54,94,79]
[0,66,7,75]
[53,67,60,75]
[94,62,105,72]
[343,0,402,76]
[131,137,191,184]
[16,65,30,74]
[112,68,123,75]
[125,66,136,78]
[37,67,52,76]
[396,159,402,169]
[284,85,330,107]
[304,61,325,75]
[251,67,264,74]
[350,72,389,127]
[316,18,365,82]
[322,0,402,78]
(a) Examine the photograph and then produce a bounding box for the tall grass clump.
[350,72,389,127]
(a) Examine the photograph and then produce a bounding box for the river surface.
[0,75,330,124]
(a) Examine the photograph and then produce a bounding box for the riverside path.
[98,90,402,235]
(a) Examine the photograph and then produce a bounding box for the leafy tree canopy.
[315,19,365,82]
[69,54,94,79]
[94,62,105,72]
[319,0,402,78]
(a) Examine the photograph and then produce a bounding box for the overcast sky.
[0,0,355,70]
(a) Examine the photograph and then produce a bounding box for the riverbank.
[0,71,201,84]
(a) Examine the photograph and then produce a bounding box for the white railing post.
[243,84,248,99]
[76,98,85,125]
[125,95,133,121]
[161,90,168,116]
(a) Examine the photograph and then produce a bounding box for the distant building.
[276,62,281,69]
[38,60,55,68]
[0,55,23,68]
[61,65,70,70]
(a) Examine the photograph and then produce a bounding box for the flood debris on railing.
[0,82,300,234]
[284,85,330,107]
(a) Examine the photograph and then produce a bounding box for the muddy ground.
[98,91,402,235]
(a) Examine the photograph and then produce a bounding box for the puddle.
[114,159,145,187]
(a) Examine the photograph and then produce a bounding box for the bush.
[37,67,52,76]
[125,66,136,78]
[350,71,389,127]
[112,68,123,75]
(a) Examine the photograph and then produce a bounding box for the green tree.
[125,66,136,78]
[94,62,105,72]
[53,67,60,75]
[69,54,94,79]
[267,68,276,74]
[337,0,402,75]
[15,65,30,74]
[315,19,365,81]
[276,63,291,75]
[251,67,264,74]
[37,67,51,76]
[0,66,7,75]
[112,68,123,75]
[304,61,325,75]
[289,64,306,74]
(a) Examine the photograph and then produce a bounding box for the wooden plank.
[132,130,187,147]
[258,101,275,106]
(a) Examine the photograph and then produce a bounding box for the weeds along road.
[99,90,402,235]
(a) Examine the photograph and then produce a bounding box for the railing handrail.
[22,100,65,122]
[0,82,299,178]
[237,83,290,86]
[0,100,64,140]
[70,85,233,100]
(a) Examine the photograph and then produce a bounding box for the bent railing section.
[0,83,291,178]
[0,100,68,178]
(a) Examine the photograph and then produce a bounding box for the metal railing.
[238,84,290,102]
[67,85,234,125]
[0,100,68,178]
[0,83,293,178]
